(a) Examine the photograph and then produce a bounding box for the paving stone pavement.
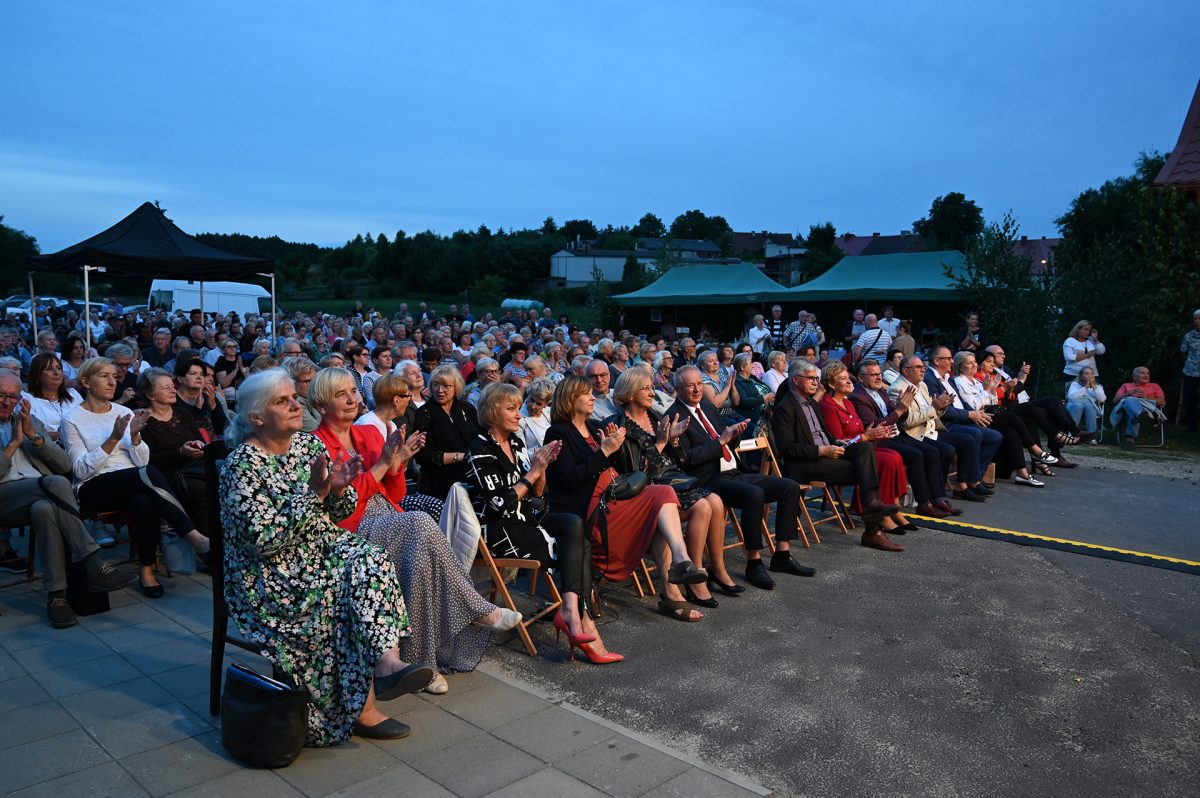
[0,559,770,798]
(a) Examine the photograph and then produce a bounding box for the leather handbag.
[653,469,698,494]
[609,469,649,500]
[221,663,309,768]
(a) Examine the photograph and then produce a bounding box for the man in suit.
[851,360,965,518]
[924,346,1002,491]
[0,370,135,628]
[771,359,904,552]
[890,355,995,507]
[669,366,810,590]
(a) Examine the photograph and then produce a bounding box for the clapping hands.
[310,452,362,499]
[655,413,690,445]
[597,422,627,456]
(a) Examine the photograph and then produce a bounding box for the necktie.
[695,406,732,462]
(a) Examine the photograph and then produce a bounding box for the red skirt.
[588,469,679,581]
[852,447,908,511]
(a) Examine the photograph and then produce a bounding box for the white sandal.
[473,607,523,631]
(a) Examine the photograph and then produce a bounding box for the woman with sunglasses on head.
[413,364,479,502]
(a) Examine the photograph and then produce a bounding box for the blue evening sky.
[2,1,1197,252]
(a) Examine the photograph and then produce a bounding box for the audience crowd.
[1,295,1195,746]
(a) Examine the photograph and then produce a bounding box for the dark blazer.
[848,384,900,428]
[666,397,740,486]
[414,399,480,500]
[925,370,971,424]
[769,389,826,466]
[542,419,612,519]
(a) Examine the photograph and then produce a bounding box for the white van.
[148,280,274,318]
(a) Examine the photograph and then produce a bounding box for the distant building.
[733,231,807,285]
[835,231,927,257]
[547,237,735,288]
[1153,79,1200,202]
[1012,235,1062,275]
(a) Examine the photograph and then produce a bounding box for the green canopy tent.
[613,262,787,305]
[783,250,966,301]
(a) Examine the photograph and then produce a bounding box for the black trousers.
[77,467,195,567]
[710,472,801,552]
[780,441,879,503]
[486,512,591,599]
[1184,375,1199,434]
[888,433,952,502]
[990,409,1035,449]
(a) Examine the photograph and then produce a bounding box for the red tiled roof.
[1012,237,1062,275]
[1154,79,1200,189]
[836,233,926,256]
[733,231,797,252]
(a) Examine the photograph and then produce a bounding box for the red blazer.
[313,422,408,532]
[819,395,865,441]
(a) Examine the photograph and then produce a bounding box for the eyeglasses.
[0,392,21,402]
[903,364,926,370]
[798,375,821,381]
[394,394,412,399]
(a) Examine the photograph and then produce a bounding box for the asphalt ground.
[485,462,1200,798]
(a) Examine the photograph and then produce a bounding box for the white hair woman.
[309,367,518,695]
[220,368,434,743]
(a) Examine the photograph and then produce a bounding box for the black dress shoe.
[684,585,719,608]
[951,488,986,503]
[769,552,816,577]
[1055,457,1078,469]
[971,485,994,496]
[745,559,776,590]
[899,522,921,532]
[862,499,901,523]
[884,526,906,536]
[708,577,745,596]
[139,581,164,599]
[374,663,435,702]
[352,718,411,740]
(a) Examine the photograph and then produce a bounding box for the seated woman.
[357,373,441,517]
[519,377,554,449]
[698,350,737,418]
[544,376,708,625]
[173,357,228,438]
[467,383,615,662]
[60,331,90,386]
[138,368,211,537]
[284,356,322,433]
[219,369,432,744]
[213,339,248,403]
[951,352,1048,487]
[979,351,1068,476]
[60,358,211,597]
[881,348,905,386]
[311,367,515,695]
[611,368,736,606]
[818,361,913,535]
[652,350,675,397]
[414,365,478,502]
[731,352,776,432]
[763,350,789,394]
[1066,366,1105,436]
[24,352,82,442]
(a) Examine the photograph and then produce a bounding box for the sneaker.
[47,595,78,629]
[0,552,29,573]
[86,560,138,592]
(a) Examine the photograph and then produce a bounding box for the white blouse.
[24,388,83,434]
[1062,337,1105,378]
[952,374,990,411]
[60,403,150,485]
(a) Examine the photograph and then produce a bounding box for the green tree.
[560,219,598,242]
[948,213,1060,383]
[1054,152,1200,383]
[541,216,558,236]
[621,254,648,288]
[669,210,735,255]
[0,215,39,293]
[913,192,985,252]
[801,222,843,282]
[631,212,666,239]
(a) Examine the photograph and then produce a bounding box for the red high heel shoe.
[572,640,624,664]
[553,610,596,645]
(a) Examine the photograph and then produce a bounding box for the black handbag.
[653,469,698,494]
[221,663,309,768]
[587,470,649,565]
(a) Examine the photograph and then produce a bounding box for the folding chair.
[474,536,561,657]
[205,442,269,716]
[751,436,814,548]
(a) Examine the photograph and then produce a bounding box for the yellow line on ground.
[907,514,1200,567]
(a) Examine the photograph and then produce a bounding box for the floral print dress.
[219,433,409,747]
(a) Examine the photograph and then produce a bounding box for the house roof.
[782,250,965,301]
[732,231,798,252]
[1154,79,1200,190]
[612,263,786,306]
[1011,237,1062,275]
[636,237,722,254]
[836,232,926,257]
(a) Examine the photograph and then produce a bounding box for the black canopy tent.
[27,202,274,346]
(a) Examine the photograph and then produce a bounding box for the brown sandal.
[657,596,703,622]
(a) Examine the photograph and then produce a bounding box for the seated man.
[669,365,812,590]
[924,347,1002,489]
[466,358,501,406]
[585,358,617,421]
[1111,366,1167,448]
[851,359,965,518]
[771,360,903,553]
[0,371,134,627]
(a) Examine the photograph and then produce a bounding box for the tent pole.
[28,273,38,341]
[84,264,92,350]
[270,272,277,353]
[200,282,205,323]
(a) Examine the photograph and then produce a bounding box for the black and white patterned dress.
[466,431,556,569]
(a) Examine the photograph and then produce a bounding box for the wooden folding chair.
[474,536,561,657]
[807,481,851,535]
[753,436,814,548]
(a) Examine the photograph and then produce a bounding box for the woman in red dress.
[544,376,709,626]
[818,361,915,535]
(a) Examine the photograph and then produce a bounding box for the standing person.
[219,369,432,744]
[842,309,866,350]
[877,306,901,338]
[851,314,891,368]
[957,311,986,354]
[1062,320,1106,383]
[467,383,612,661]
[747,315,772,358]
[1180,309,1200,435]
[766,305,787,349]
[61,358,211,597]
